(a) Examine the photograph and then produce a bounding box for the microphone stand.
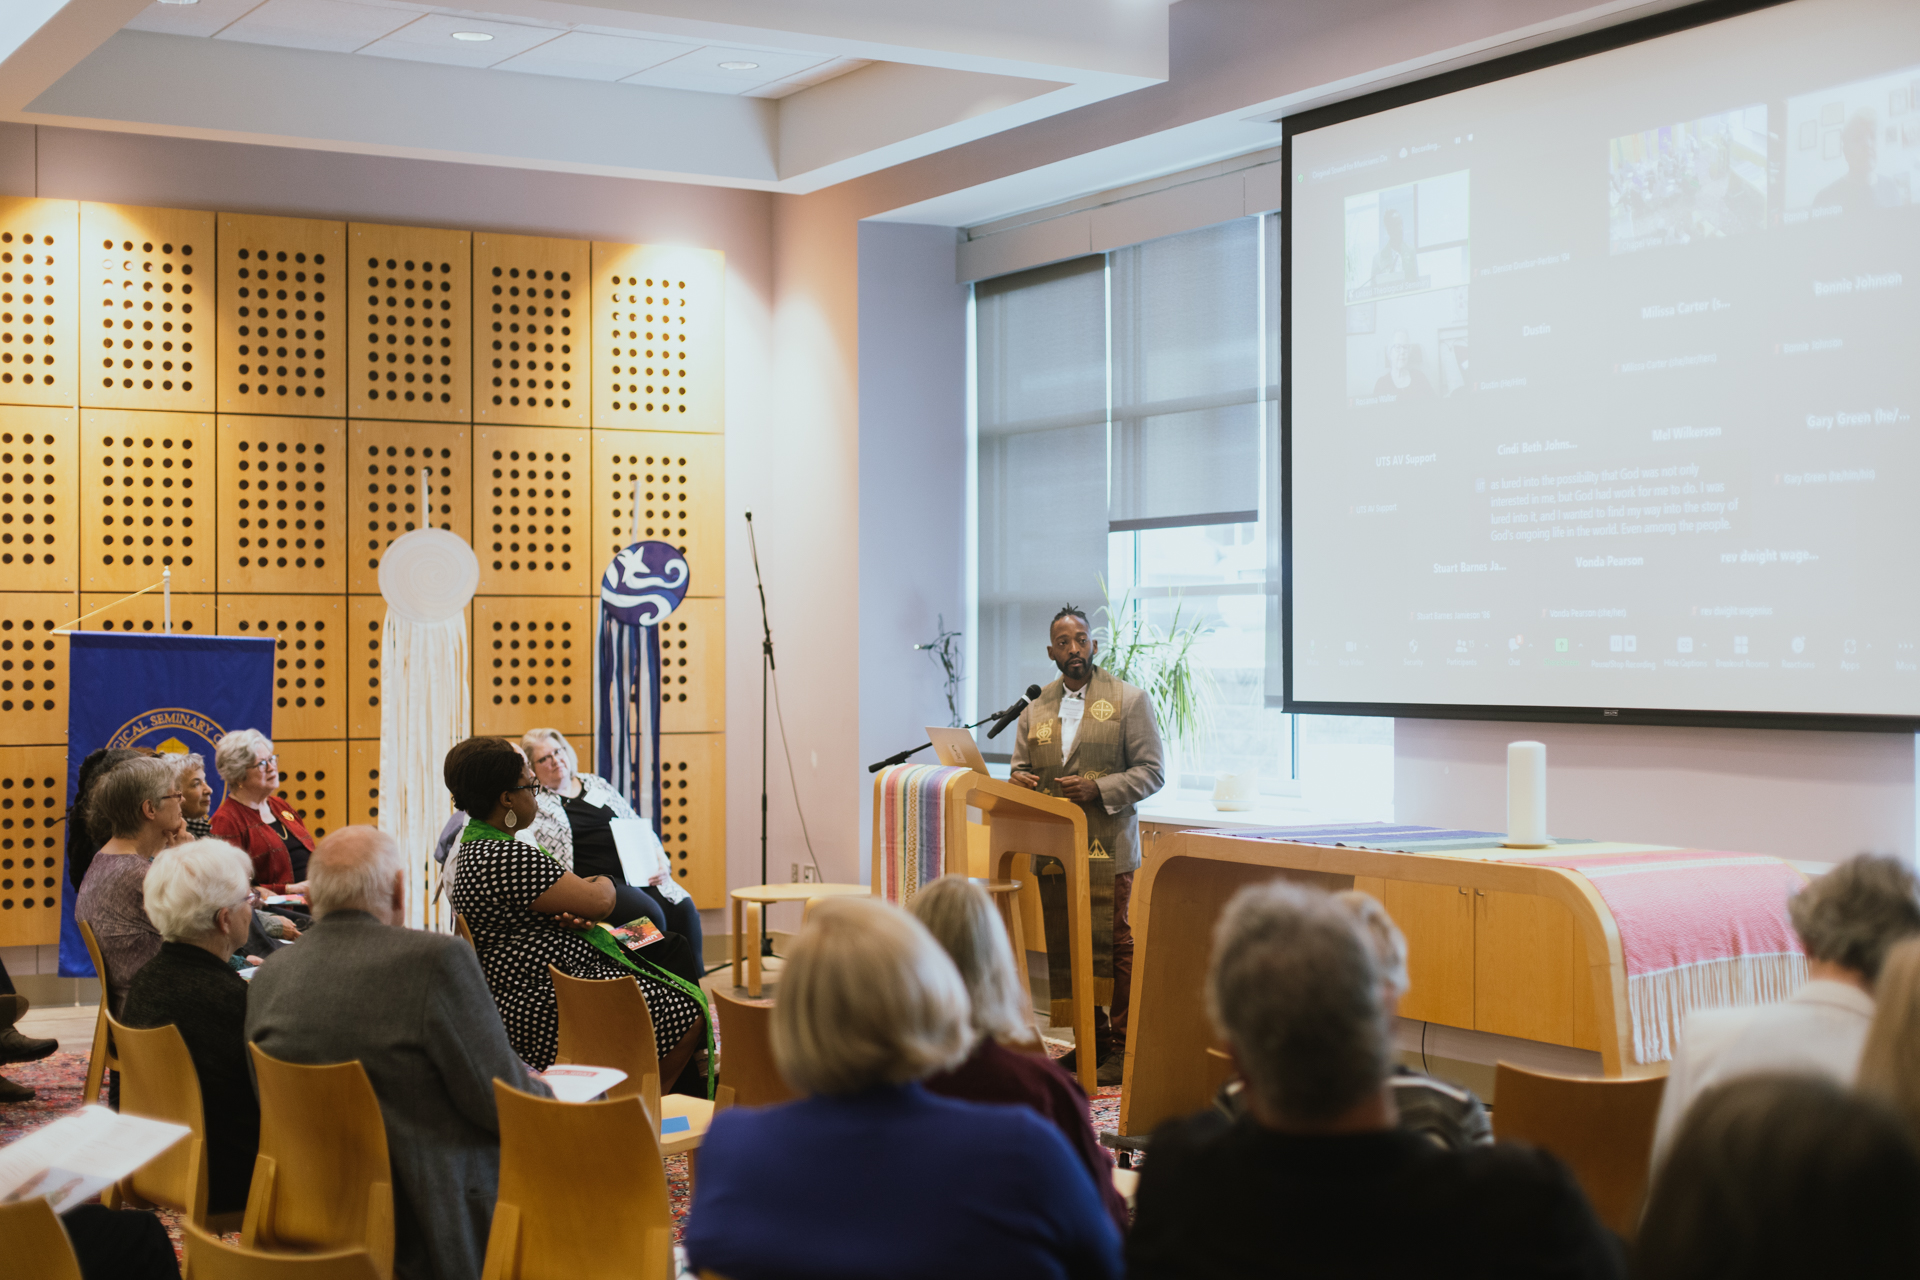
[867,711,1001,774]
[745,512,776,957]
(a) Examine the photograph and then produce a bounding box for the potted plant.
[1094,588,1215,784]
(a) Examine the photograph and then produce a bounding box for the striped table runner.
[875,764,971,905]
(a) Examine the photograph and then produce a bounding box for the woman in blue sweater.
[685,896,1122,1280]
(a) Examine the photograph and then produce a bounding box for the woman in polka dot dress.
[444,736,708,1087]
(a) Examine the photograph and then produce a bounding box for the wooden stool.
[969,876,1027,966]
[729,883,869,997]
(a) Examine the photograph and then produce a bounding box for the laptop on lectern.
[925,727,992,775]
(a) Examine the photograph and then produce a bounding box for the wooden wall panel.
[347,421,469,594]
[347,738,380,828]
[217,214,344,417]
[215,416,343,594]
[0,406,77,591]
[0,199,79,409]
[80,408,213,593]
[590,430,722,593]
[659,595,723,734]
[591,244,722,432]
[0,745,67,945]
[216,594,345,742]
[79,591,214,637]
[349,224,470,421]
[273,739,342,840]
[471,596,590,737]
[348,595,385,741]
[0,597,73,744]
[472,427,589,596]
[659,732,724,907]
[472,233,587,428]
[80,204,214,413]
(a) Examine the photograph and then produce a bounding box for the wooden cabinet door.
[1474,889,1577,1044]
[1356,876,1474,1028]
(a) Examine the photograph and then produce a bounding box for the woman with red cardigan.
[208,729,313,894]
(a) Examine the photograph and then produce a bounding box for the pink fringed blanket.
[876,764,970,905]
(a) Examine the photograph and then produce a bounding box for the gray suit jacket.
[245,911,551,1280]
[1010,671,1165,874]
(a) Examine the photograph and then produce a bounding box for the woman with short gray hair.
[209,728,314,894]
[121,839,261,1215]
[74,755,187,1015]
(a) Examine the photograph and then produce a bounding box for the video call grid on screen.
[1284,0,1920,729]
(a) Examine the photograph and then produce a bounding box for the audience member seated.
[1126,881,1620,1279]
[1635,1074,1920,1279]
[1856,936,1920,1143]
[442,736,709,1085]
[1652,853,1920,1166]
[247,826,552,1280]
[74,755,186,1016]
[178,753,215,841]
[910,875,1130,1233]
[120,839,261,1217]
[209,729,313,896]
[60,1205,182,1280]
[521,727,705,978]
[65,747,154,892]
[685,895,1124,1280]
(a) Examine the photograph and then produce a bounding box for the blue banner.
[61,633,276,977]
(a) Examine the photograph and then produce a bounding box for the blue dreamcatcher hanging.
[597,539,692,829]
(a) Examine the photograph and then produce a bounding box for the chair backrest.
[0,1197,84,1280]
[107,1011,212,1226]
[243,1045,396,1280]
[484,1082,672,1280]
[1492,1061,1667,1238]
[709,987,797,1109]
[183,1219,380,1280]
[77,919,119,1106]
[549,966,660,1128]
[454,915,475,948]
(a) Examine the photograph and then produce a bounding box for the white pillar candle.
[1504,740,1550,848]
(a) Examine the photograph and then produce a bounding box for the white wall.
[1396,717,1920,862]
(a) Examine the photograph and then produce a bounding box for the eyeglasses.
[507,782,535,793]
[157,792,184,804]
[252,755,279,771]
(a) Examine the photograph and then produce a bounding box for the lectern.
[872,768,1096,1091]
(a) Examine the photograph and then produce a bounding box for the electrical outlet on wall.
[790,862,799,883]
[802,866,817,883]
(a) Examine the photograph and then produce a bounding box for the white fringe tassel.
[1631,951,1808,1064]
[379,612,470,933]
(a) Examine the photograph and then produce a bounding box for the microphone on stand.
[986,684,1044,740]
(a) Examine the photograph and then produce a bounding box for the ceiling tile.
[214,0,419,53]
[621,44,830,95]
[123,0,274,40]
[491,30,694,83]
[358,13,562,68]
[744,57,872,100]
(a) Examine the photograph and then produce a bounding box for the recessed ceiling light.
[451,31,495,42]
[717,61,760,71]
[156,0,200,6]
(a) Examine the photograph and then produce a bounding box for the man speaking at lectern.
[1010,604,1165,1086]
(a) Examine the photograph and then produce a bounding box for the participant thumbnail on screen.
[1608,106,1768,253]
[1785,66,1920,216]
[1343,170,1470,305]
[1346,285,1469,404]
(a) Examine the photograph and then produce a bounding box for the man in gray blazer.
[247,825,551,1280]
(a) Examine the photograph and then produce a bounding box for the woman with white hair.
[209,728,314,895]
[120,839,262,1216]
[912,875,1131,1233]
[178,752,216,841]
[74,755,188,1015]
[685,896,1124,1280]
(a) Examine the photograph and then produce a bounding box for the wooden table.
[728,882,869,996]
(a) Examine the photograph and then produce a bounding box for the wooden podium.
[872,770,1097,1091]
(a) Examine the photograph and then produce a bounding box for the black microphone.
[986,684,1043,740]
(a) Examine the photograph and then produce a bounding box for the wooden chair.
[454,915,475,948]
[242,1045,396,1280]
[183,1219,380,1280]
[77,919,119,1106]
[1492,1061,1667,1238]
[481,1082,672,1280]
[709,986,797,1109]
[104,1011,243,1232]
[0,1197,83,1280]
[548,966,715,1156]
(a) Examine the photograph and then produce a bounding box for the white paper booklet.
[0,1106,190,1213]
[608,818,664,887]
[538,1065,629,1103]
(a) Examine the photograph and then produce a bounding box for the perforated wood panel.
[590,430,722,594]
[347,738,379,827]
[471,596,590,736]
[79,591,213,637]
[473,427,588,596]
[0,406,77,591]
[0,745,67,944]
[217,214,343,415]
[473,233,587,428]
[347,595,384,741]
[350,224,470,421]
[80,204,214,412]
[591,243,722,431]
[347,421,469,594]
[216,595,344,742]
[0,597,73,745]
[80,409,213,593]
[215,415,341,594]
[658,596,723,734]
[658,732,724,907]
[272,739,342,841]
[0,199,78,409]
